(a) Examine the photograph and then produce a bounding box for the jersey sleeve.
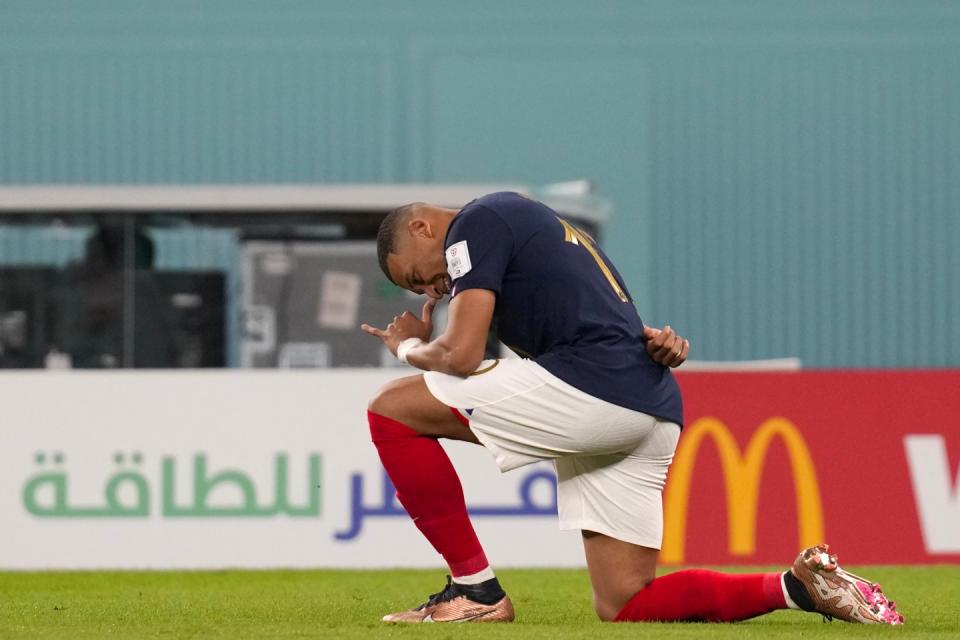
[445,205,514,297]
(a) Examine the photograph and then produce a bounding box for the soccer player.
[361,192,903,625]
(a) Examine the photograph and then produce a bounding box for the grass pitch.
[1,566,957,639]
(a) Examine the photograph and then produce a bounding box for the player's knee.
[592,576,654,622]
[593,589,639,622]
[367,378,412,422]
[593,595,621,622]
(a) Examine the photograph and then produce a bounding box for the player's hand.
[643,324,689,368]
[360,298,438,355]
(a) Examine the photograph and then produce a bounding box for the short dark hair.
[376,203,421,284]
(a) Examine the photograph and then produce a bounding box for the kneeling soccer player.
[361,192,903,625]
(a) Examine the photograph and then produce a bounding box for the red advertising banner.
[666,371,960,565]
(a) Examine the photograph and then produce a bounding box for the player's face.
[387,237,451,299]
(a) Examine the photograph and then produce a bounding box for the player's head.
[377,202,455,299]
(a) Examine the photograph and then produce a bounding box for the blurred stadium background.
[1,0,958,635]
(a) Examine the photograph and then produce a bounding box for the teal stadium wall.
[1,1,958,367]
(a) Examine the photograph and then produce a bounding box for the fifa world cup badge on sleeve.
[446,241,472,279]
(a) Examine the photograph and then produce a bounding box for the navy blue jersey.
[445,192,683,425]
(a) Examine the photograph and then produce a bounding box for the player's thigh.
[368,373,478,442]
[582,531,658,621]
[560,421,680,620]
[427,358,666,471]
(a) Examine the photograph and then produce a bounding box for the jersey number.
[558,218,628,302]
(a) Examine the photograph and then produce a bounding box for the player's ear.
[407,217,432,239]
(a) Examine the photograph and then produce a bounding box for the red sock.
[368,410,489,577]
[615,570,787,622]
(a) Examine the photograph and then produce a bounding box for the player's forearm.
[404,337,483,377]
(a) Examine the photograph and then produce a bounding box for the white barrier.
[1,370,582,569]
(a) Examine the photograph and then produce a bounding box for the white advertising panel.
[1,371,583,569]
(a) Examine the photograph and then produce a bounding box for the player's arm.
[363,205,510,372]
[404,289,494,376]
[360,289,495,377]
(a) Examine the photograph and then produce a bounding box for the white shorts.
[423,358,680,549]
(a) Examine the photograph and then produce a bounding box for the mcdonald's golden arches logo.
[661,417,824,564]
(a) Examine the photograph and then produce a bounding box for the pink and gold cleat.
[382,576,514,623]
[791,543,904,625]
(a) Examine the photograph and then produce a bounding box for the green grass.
[1,567,958,639]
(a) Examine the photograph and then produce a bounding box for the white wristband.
[396,337,424,364]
